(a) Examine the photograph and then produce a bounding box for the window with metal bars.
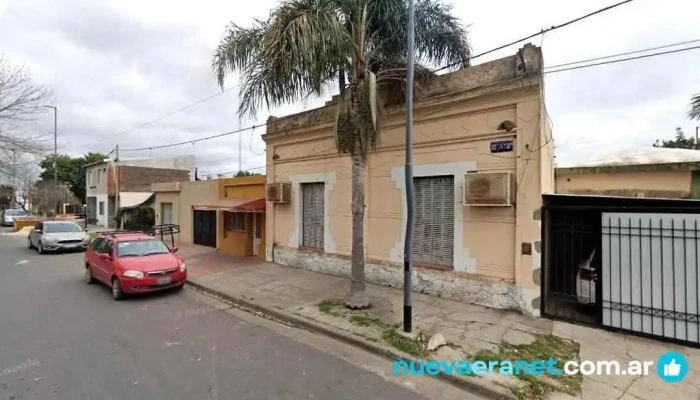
[412,176,455,267]
[301,182,325,250]
[226,212,246,232]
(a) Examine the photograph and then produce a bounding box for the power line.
[199,165,266,177]
[545,38,700,69]
[117,0,634,154]
[434,0,635,73]
[120,123,265,152]
[545,44,700,74]
[80,85,239,149]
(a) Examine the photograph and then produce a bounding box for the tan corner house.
[262,44,554,316]
[556,146,700,199]
[152,176,266,259]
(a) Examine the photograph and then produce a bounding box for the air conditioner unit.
[463,172,513,206]
[266,182,292,203]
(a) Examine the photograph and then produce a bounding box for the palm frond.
[373,58,433,105]
[365,0,470,69]
[213,0,350,118]
[414,0,471,69]
[689,93,700,121]
[212,20,267,89]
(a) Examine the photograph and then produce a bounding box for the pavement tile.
[181,244,700,400]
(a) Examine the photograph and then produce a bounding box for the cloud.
[1,0,699,179]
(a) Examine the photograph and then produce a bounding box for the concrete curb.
[186,278,516,400]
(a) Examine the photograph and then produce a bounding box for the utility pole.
[403,0,416,333]
[696,126,699,150]
[44,105,58,214]
[10,150,17,208]
[115,145,120,229]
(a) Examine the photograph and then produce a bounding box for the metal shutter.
[302,182,325,250]
[413,176,454,267]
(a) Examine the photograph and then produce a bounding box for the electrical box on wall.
[266,182,292,203]
[463,172,513,206]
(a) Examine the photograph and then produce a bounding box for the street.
[0,231,470,400]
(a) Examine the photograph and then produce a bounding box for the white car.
[28,221,91,254]
[2,208,27,227]
[576,248,597,304]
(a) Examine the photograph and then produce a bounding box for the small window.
[88,171,93,185]
[226,212,246,232]
[99,201,105,215]
[90,238,104,251]
[102,240,113,255]
[97,170,102,184]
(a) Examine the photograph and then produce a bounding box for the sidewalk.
[180,244,700,400]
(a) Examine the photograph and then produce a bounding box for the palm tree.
[213,0,470,308]
[690,93,700,120]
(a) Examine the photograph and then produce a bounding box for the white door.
[253,214,261,256]
[602,212,700,343]
[161,203,173,225]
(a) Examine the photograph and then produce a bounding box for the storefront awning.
[193,198,266,212]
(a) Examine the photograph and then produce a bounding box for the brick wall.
[109,166,190,194]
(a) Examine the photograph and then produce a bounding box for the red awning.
[193,198,266,212]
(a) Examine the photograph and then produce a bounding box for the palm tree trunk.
[346,82,370,309]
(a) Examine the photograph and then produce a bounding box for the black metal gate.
[541,194,700,347]
[193,210,216,248]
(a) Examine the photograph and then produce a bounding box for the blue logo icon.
[657,351,688,383]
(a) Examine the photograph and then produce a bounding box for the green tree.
[39,152,106,203]
[690,93,700,121]
[213,0,470,308]
[234,170,262,177]
[653,127,699,150]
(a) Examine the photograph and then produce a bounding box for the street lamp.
[44,105,58,213]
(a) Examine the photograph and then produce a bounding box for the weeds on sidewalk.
[315,298,427,357]
[472,334,582,400]
[317,299,343,315]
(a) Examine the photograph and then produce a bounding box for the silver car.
[28,221,91,254]
[2,209,27,227]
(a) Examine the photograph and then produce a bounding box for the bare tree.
[0,55,52,176]
[28,180,72,216]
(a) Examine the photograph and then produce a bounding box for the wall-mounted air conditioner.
[266,182,292,203]
[463,172,513,206]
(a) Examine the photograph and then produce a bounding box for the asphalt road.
[0,231,472,400]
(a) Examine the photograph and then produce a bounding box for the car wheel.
[28,239,33,249]
[85,266,96,284]
[111,278,124,301]
[37,241,44,254]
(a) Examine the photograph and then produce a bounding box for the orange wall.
[215,175,267,258]
[217,175,266,198]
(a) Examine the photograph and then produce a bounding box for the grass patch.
[471,335,582,400]
[382,327,427,357]
[349,315,385,327]
[317,299,343,315]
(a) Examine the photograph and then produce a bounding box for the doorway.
[253,213,261,256]
[193,210,216,248]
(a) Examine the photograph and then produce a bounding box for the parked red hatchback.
[84,232,187,300]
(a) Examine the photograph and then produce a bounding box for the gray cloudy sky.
[1,0,699,177]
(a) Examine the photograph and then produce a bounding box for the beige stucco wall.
[264,45,551,314]
[556,170,692,198]
[153,180,218,245]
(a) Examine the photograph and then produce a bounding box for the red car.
[84,232,187,300]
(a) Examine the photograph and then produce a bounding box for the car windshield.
[5,210,26,216]
[44,222,82,233]
[117,240,171,257]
